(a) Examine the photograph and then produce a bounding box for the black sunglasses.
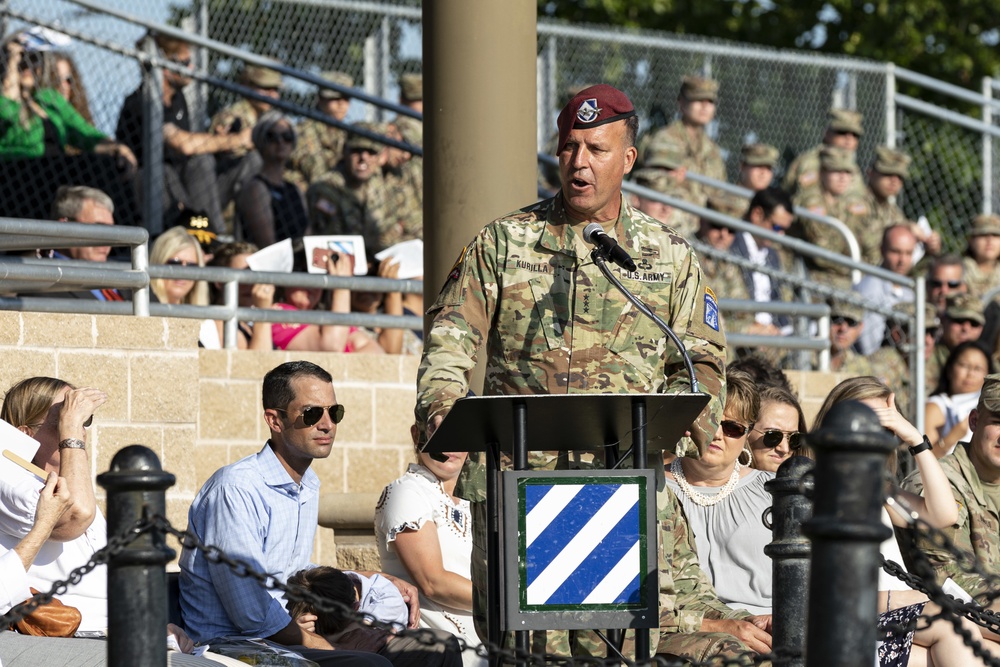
[721,420,750,438]
[756,427,802,450]
[929,279,962,289]
[266,130,295,144]
[831,316,859,327]
[166,258,194,266]
[275,404,345,426]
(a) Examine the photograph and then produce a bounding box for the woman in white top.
[665,370,775,619]
[813,376,998,667]
[375,426,484,667]
[925,341,993,458]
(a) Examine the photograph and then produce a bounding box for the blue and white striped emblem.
[523,482,642,606]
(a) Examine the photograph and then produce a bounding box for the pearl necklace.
[670,458,741,507]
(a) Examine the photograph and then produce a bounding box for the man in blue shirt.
[179,361,409,666]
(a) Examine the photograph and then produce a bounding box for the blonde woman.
[150,226,216,347]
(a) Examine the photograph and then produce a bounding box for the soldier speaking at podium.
[414,85,758,660]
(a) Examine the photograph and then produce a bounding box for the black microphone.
[583,223,637,272]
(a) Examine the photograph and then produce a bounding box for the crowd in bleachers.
[5,23,1000,667]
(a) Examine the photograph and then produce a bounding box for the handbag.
[11,588,82,637]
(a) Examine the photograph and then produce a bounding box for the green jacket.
[0,88,106,160]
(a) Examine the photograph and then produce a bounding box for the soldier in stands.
[872,303,940,421]
[783,108,866,199]
[738,143,779,192]
[634,137,697,236]
[289,70,354,188]
[865,146,941,261]
[381,121,422,247]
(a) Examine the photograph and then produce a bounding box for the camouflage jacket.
[416,192,728,459]
[641,120,726,204]
[697,253,755,336]
[210,99,258,158]
[394,115,423,147]
[381,160,423,248]
[306,167,390,253]
[792,187,874,279]
[962,256,1000,302]
[290,119,347,187]
[925,343,950,396]
[902,442,1000,604]
[782,144,866,200]
[871,345,915,421]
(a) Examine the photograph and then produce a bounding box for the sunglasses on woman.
[274,404,345,426]
[265,130,295,144]
[754,427,802,450]
[720,420,751,438]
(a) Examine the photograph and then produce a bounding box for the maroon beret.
[557,84,636,153]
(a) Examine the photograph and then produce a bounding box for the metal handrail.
[895,94,1000,139]
[895,67,1000,113]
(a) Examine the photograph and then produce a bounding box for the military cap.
[643,137,686,170]
[632,168,683,196]
[557,84,636,153]
[872,146,911,179]
[944,293,985,325]
[980,373,1000,413]
[969,213,1000,237]
[241,64,282,90]
[740,143,779,168]
[829,298,864,323]
[679,76,719,102]
[400,73,422,102]
[345,121,385,153]
[827,108,864,136]
[318,71,354,100]
[890,301,939,330]
[819,145,856,173]
[706,191,747,218]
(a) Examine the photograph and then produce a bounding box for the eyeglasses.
[274,404,345,426]
[169,57,192,67]
[928,279,962,289]
[755,427,802,450]
[265,130,295,144]
[720,420,751,438]
[831,316,859,327]
[166,258,194,266]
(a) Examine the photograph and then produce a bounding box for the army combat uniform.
[641,120,726,206]
[903,441,1000,604]
[291,120,347,189]
[782,144,867,200]
[307,167,390,253]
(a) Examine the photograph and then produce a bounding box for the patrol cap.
[944,293,985,325]
[889,302,939,331]
[241,64,282,90]
[740,143,779,168]
[969,213,1000,237]
[400,73,422,102]
[557,84,636,153]
[679,76,719,102]
[632,168,683,196]
[979,374,1000,413]
[827,108,864,136]
[819,146,856,173]
[872,146,911,179]
[318,71,354,100]
[829,298,864,323]
[345,121,385,153]
[706,191,747,218]
[642,137,686,170]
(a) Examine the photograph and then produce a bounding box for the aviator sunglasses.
[275,404,345,426]
[754,427,802,450]
[720,420,750,438]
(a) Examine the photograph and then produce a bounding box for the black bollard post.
[97,445,176,667]
[802,401,895,667]
[765,455,815,667]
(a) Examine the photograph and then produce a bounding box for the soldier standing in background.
[381,121,422,247]
[289,71,354,189]
[783,108,866,199]
[394,73,423,148]
[865,146,942,261]
[738,143,779,192]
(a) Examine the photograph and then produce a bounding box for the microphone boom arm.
[591,248,700,394]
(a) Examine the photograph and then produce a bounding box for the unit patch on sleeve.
[704,286,720,332]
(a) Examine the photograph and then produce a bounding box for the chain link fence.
[3,0,997,247]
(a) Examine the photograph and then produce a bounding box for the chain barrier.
[0,516,152,631]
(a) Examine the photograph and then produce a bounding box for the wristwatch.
[908,435,933,457]
[58,438,86,451]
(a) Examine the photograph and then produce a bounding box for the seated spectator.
[693,205,754,342]
[783,108,866,200]
[925,341,994,458]
[116,32,253,233]
[235,111,310,247]
[632,137,697,236]
[864,146,940,260]
[738,143,779,192]
[374,425,483,666]
[289,70,354,190]
[925,254,966,315]
[307,123,392,253]
[727,354,794,393]
[287,567,462,667]
[271,244,383,354]
[40,51,93,126]
[208,241,274,350]
[629,167,685,229]
[748,384,810,473]
[350,259,421,356]
[664,370,774,615]
[855,223,918,355]
[149,225,221,348]
[393,73,423,150]
[926,294,985,397]
[814,376,996,666]
[827,299,874,374]
[380,121,422,249]
[871,303,940,422]
[962,213,1000,301]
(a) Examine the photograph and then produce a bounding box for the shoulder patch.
[799,171,818,187]
[447,245,468,283]
[849,202,869,216]
[704,288,720,331]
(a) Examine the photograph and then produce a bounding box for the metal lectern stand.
[424,392,710,666]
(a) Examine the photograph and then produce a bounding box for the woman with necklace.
[665,369,775,615]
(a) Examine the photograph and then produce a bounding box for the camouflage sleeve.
[414,229,499,430]
[901,470,989,602]
[657,487,748,634]
[210,107,236,134]
[664,239,727,457]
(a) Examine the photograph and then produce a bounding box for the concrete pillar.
[422,1,538,321]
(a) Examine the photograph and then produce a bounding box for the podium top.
[423,392,710,454]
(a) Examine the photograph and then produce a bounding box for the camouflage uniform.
[381,160,423,247]
[925,343,950,395]
[640,120,726,205]
[792,178,873,288]
[394,115,423,149]
[210,99,259,159]
[902,441,1000,604]
[962,256,1000,302]
[290,120,347,189]
[697,251,755,344]
[306,166,390,253]
[782,144,867,200]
